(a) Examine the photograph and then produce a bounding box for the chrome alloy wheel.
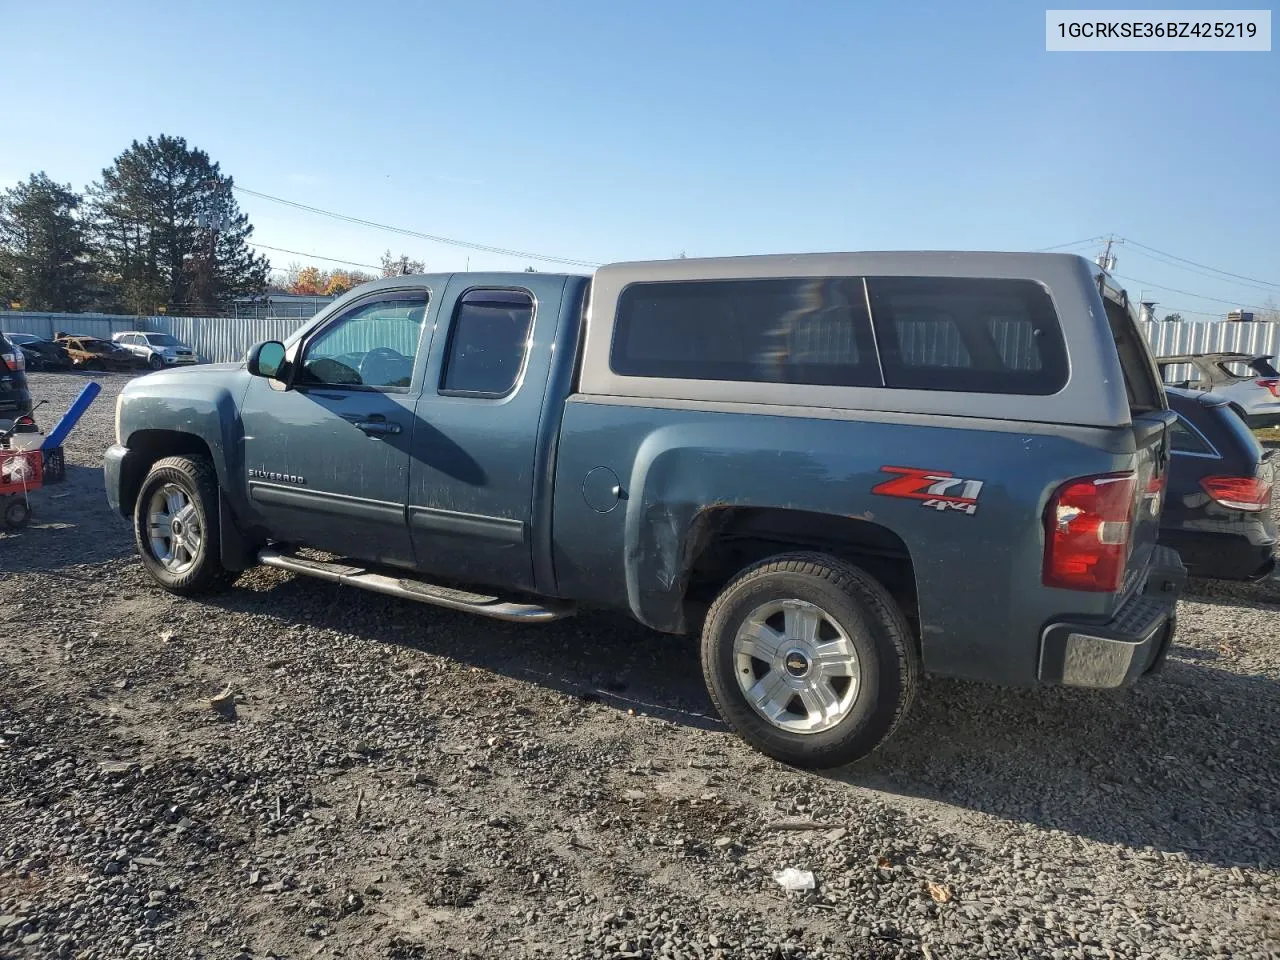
[146,483,202,574]
[732,599,861,734]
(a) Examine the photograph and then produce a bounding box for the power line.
[1034,236,1104,252]
[249,242,381,271]
[1122,237,1280,291]
[1111,272,1271,312]
[1122,243,1280,298]
[234,186,601,268]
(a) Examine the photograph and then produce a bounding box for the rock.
[99,761,137,777]
[208,687,237,719]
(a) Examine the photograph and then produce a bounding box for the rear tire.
[701,552,919,769]
[133,455,236,594]
[2,497,31,530]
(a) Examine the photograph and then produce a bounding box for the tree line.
[279,251,425,297]
[0,134,430,316]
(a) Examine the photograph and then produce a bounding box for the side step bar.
[258,547,575,623]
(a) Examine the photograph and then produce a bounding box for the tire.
[148,354,164,370]
[700,552,919,769]
[3,496,31,530]
[86,360,104,372]
[133,455,236,594]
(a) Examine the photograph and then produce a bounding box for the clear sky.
[3,1,1277,317]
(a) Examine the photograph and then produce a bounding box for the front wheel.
[701,552,919,769]
[133,455,235,594]
[148,354,164,370]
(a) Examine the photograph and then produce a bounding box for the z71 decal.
[872,466,985,515]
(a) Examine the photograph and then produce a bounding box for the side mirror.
[246,341,287,380]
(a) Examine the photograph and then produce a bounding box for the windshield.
[146,333,181,346]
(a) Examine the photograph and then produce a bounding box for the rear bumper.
[1160,527,1277,581]
[1038,545,1186,689]
[1244,410,1280,429]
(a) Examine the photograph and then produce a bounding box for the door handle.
[355,420,402,437]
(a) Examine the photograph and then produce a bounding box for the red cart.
[0,447,42,530]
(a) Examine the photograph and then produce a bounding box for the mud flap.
[219,491,257,572]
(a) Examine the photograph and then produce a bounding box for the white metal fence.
[3,310,1279,369]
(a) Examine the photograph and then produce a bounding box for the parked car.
[1161,387,1276,580]
[112,331,199,370]
[4,333,72,371]
[56,335,139,372]
[0,333,33,419]
[1157,352,1280,429]
[106,252,1184,768]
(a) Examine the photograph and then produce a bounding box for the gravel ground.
[2,371,1279,960]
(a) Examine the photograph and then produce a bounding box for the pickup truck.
[106,252,1185,768]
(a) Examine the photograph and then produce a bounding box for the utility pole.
[1095,235,1122,273]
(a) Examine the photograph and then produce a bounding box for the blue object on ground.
[40,381,101,449]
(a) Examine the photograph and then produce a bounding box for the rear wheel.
[2,496,31,530]
[701,552,919,769]
[133,455,235,594]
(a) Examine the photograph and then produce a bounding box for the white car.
[112,331,199,370]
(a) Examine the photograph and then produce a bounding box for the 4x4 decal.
[872,466,985,515]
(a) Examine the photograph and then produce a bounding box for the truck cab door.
[239,287,432,567]
[407,274,571,592]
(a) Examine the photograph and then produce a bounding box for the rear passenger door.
[407,274,565,592]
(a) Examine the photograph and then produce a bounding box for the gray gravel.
[2,371,1279,959]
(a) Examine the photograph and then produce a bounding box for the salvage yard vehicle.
[1157,352,1280,429]
[1161,387,1276,580]
[112,331,199,370]
[4,333,72,371]
[56,335,137,372]
[0,332,33,418]
[105,252,1184,768]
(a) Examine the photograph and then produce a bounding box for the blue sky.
[3,1,1277,316]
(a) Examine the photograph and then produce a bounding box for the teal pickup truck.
[105,252,1185,768]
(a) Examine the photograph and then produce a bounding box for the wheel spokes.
[746,669,792,722]
[737,617,786,663]
[783,603,822,644]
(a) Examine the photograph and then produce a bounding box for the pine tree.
[0,173,95,311]
[88,135,268,315]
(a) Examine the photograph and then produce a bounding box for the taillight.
[1,350,24,372]
[1256,378,1280,398]
[1200,475,1272,512]
[1043,472,1137,592]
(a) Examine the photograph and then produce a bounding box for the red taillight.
[1201,475,1272,512]
[1,350,24,373]
[1256,378,1280,398]
[1043,472,1137,592]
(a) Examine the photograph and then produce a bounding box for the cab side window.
[296,292,428,390]
[440,289,535,397]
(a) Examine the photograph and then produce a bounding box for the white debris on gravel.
[2,371,1279,960]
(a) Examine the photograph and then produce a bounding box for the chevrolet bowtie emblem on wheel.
[872,465,985,515]
[248,468,306,485]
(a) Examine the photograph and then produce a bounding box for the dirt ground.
[2,371,1279,960]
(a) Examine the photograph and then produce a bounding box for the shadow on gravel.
[196,567,1280,871]
[0,465,132,572]
[200,573,728,732]
[841,656,1280,871]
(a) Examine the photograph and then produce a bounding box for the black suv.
[0,333,33,419]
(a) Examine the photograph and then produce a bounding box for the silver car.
[112,331,199,370]
[1157,352,1280,429]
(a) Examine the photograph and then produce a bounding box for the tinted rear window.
[865,277,1068,394]
[611,277,881,387]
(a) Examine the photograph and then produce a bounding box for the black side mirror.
[246,341,288,380]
